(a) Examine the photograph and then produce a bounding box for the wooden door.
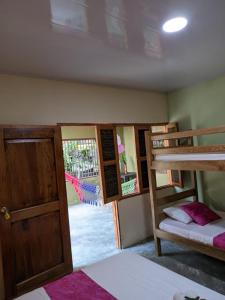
[95,125,122,204]
[0,126,72,299]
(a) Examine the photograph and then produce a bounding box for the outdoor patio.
[69,203,120,269]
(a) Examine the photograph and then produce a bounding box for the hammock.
[65,172,101,206]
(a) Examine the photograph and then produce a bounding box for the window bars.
[63,139,99,179]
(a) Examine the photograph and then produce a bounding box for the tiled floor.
[69,203,120,269]
[69,203,225,295]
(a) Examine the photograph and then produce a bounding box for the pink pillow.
[181,202,220,226]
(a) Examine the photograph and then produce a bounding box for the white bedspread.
[155,153,225,161]
[160,212,225,246]
[15,252,224,300]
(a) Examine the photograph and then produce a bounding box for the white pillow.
[163,206,193,224]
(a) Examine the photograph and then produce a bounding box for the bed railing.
[145,125,225,172]
[144,125,225,259]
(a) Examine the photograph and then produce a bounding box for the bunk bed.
[145,125,225,261]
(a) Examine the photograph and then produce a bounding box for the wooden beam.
[157,188,196,207]
[145,131,162,256]
[152,144,225,155]
[152,160,225,171]
[151,125,225,141]
[156,229,225,262]
[11,201,60,223]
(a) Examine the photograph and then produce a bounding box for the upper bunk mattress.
[159,211,225,246]
[155,153,225,161]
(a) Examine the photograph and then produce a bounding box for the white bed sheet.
[15,252,224,300]
[155,153,225,161]
[159,212,225,246]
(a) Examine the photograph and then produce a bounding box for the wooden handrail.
[152,160,225,171]
[152,145,225,155]
[157,188,196,206]
[151,125,225,141]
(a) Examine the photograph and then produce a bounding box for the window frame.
[117,123,176,200]
[58,122,176,202]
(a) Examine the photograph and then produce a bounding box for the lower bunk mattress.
[159,211,225,248]
[15,252,224,300]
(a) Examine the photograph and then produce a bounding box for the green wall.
[168,75,225,210]
[61,126,96,139]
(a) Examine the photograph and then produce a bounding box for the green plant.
[80,149,92,163]
[120,152,127,166]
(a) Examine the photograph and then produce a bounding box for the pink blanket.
[213,232,225,250]
[44,270,116,300]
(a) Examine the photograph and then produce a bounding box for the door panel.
[0,126,72,299]
[6,139,57,210]
[12,212,63,283]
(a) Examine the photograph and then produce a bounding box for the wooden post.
[145,131,161,256]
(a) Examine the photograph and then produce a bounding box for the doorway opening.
[61,125,120,268]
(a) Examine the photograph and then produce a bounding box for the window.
[95,123,182,204]
[63,139,99,179]
[116,126,139,196]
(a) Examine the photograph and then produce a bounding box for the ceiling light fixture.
[162,17,188,33]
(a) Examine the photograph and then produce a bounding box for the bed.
[15,252,224,300]
[145,124,225,261]
[160,211,225,246]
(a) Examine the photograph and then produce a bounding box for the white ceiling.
[0,0,225,92]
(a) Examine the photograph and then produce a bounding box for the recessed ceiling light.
[162,17,188,33]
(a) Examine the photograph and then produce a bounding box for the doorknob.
[0,207,11,220]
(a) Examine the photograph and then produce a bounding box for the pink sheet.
[44,270,116,300]
[213,232,225,250]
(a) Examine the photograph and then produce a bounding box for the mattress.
[155,153,225,161]
[159,211,225,246]
[15,252,224,300]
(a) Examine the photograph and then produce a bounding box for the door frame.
[0,240,5,300]
[59,122,168,250]
[60,124,122,249]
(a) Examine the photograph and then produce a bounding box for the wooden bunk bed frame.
[145,125,225,262]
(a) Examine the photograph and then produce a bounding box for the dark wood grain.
[100,129,116,161]
[140,160,149,189]
[0,126,72,299]
[134,126,151,193]
[12,212,63,283]
[104,165,119,198]
[95,125,121,204]
[5,139,57,211]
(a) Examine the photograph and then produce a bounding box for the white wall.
[0,74,168,247]
[119,193,152,248]
[0,75,167,124]
[119,187,175,248]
